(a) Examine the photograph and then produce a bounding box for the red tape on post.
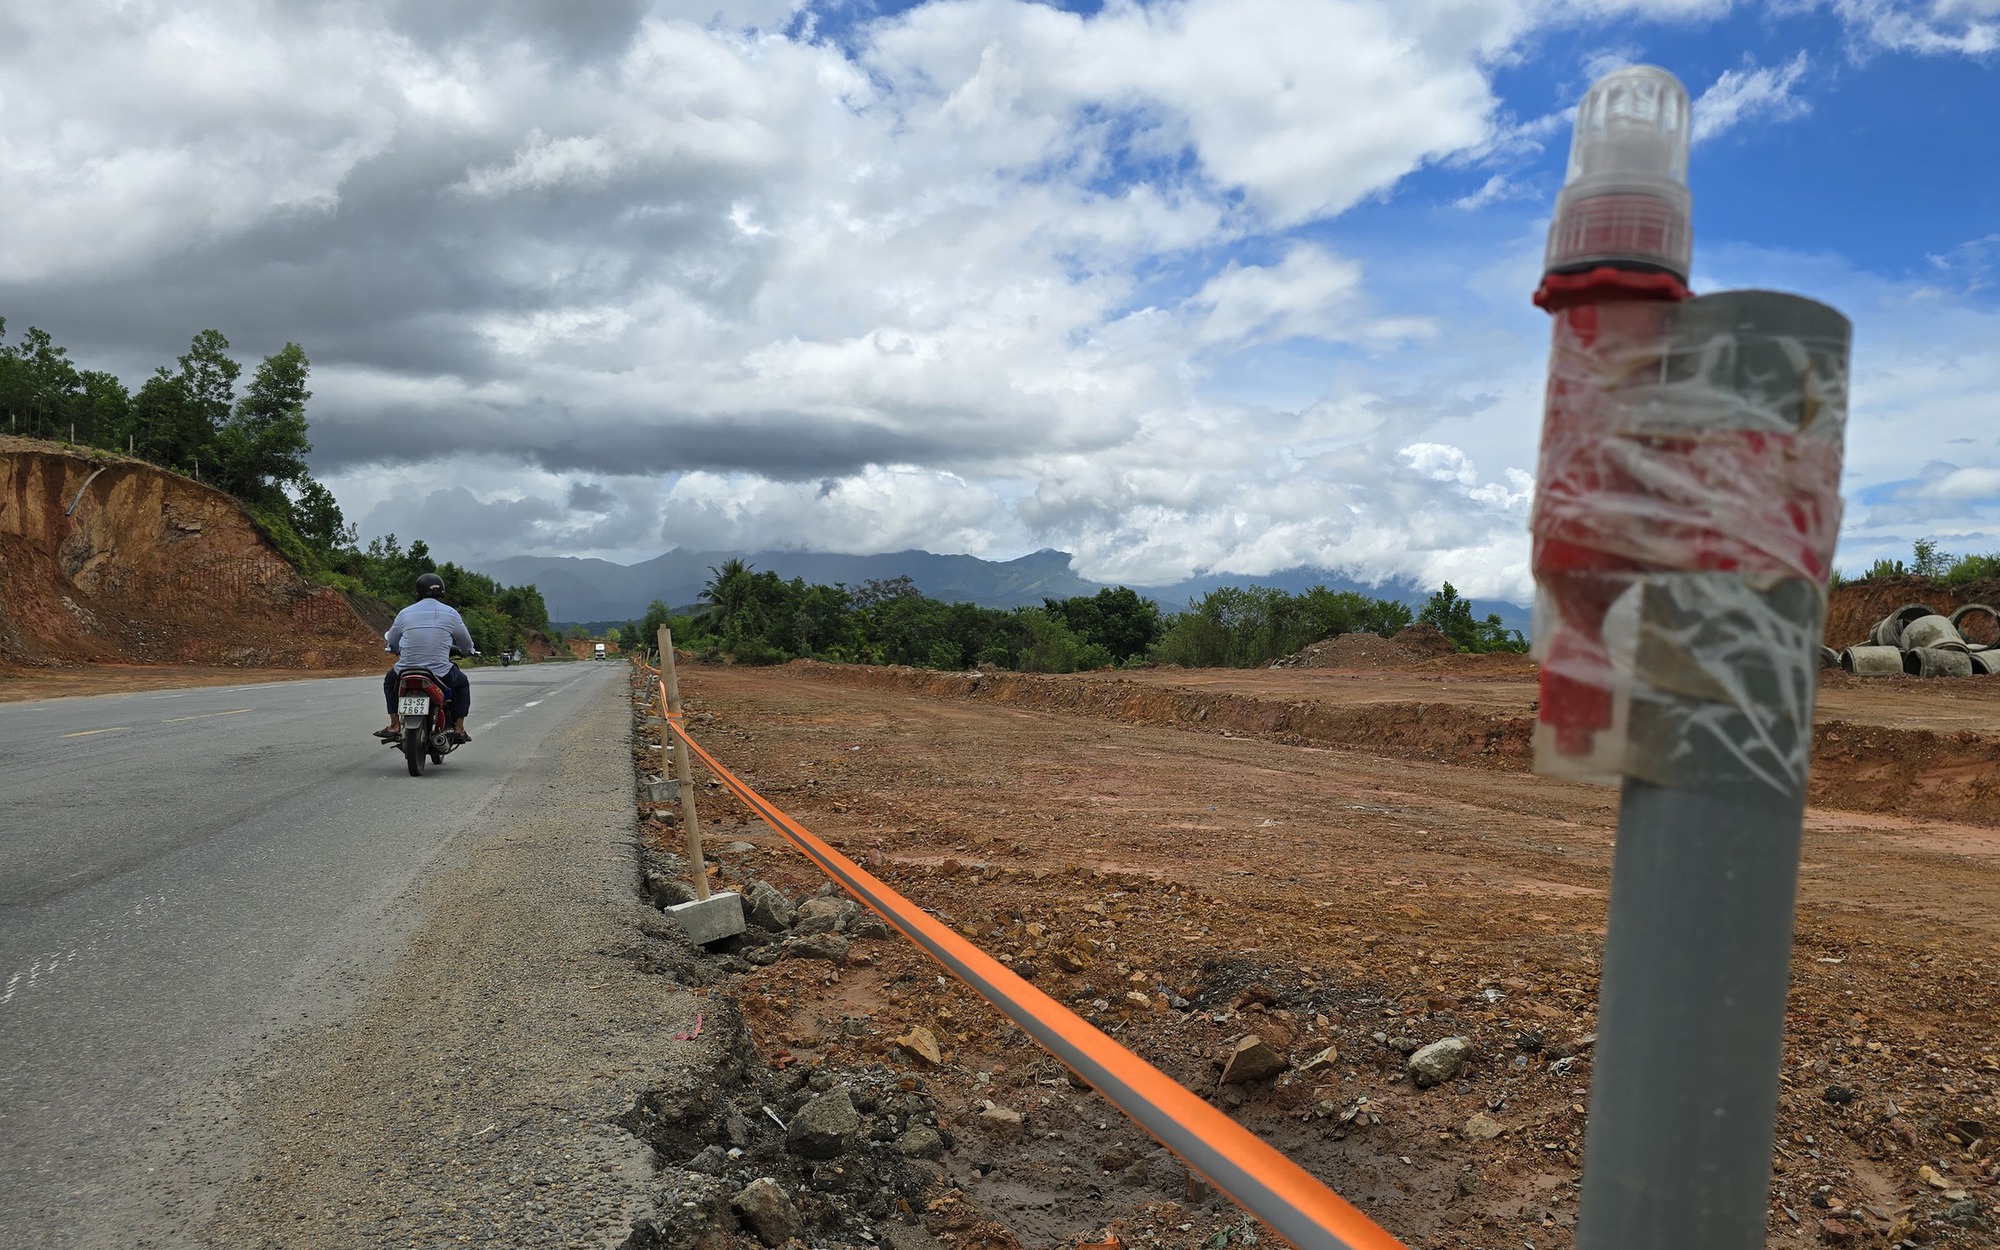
[648,672,1406,1250]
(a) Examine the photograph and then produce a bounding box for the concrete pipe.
[1842,645,1904,676]
[1819,645,1842,668]
[1870,603,1937,647]
[1904,647,1974,679]
[1972,651,2000,676]
[1901,614,1970,652]
[1950,604,1999,647]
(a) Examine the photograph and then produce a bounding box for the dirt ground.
[647,657,2000,1250]
[0,661,380,702]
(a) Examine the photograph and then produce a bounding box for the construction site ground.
[651,656,2000,1250]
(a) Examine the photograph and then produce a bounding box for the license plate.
[398,696,431,715]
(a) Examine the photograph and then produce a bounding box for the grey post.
[1575,292,1851,1248]
[657,625,710,901]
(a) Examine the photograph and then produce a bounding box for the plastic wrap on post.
[1530,290,1851,795]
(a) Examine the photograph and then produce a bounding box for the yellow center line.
[60,727,129,738]
[164,708,251,724]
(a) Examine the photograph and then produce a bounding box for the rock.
[1816,1217,1853,1244]
[895,1125,945,1159]
[834,899,861,931]
[895,1025,943,1065]
[743,947,783,966]
[850,915,892,941]
[1053,948,1089,973]
[1463,1113,1505,1141]
[747,884,796,931]
[976,1100,1025,1139]
[646,872,697,908]
[1918,1164,1949,1189]
[877,1221,948,1250]
[786,1089,859,1160]
[1822,1085,1856,1105]
[1220,1035,1287,1085]
[1408,1037,1472,1088]
[1388,1036,1419,1055]
[1297,1044,1339,1074]
[786,932,849,962]
[722,1111,753,1149]
[794,896,845,935]
[1943,1199,1983,1227]
[686,1144,730,1175]
[1099,1143,1136,1171]
[733,1177,801,1247]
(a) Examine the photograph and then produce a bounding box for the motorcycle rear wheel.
[403,726,426,776]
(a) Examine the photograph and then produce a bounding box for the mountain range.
[475,547,1531,634]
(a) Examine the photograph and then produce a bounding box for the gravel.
[195,679,691,1247]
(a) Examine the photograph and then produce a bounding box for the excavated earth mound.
[0,437,382,670]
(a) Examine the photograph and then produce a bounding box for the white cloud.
[1831,0,2000,55]
[1692,51,1812,144]
[1,0,1992,607]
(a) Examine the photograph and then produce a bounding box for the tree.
[291,479,356,553]
[699,559,757,637]
[1419,582,1526,654]
[1911,538,1950,580]
[134,330,238,474]
[217,343,312,503]
[1044,586,1163,664]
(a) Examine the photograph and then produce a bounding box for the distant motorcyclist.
[376,572,475,743]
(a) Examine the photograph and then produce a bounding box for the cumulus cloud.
[1,0,1991,602]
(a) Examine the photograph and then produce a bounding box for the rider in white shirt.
[377,572,476,741]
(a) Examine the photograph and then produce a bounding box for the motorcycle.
[383,653,473,776]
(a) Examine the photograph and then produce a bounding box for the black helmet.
[416,572,445,599]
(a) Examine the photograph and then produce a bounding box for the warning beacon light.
[1542,65,1693,285]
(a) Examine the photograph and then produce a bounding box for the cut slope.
[0,437,382,670]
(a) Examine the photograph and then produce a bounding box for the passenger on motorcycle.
[376,572,475,743]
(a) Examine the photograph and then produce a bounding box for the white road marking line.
[164,708,250,724]
[524,700,543,707]
[60,727,128,738]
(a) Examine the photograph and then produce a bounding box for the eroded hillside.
[0,436,382,669]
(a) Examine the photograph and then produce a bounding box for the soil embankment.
[773,658,2000,826]
[0,436,381,672]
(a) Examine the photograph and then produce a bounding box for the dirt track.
[661,659,2000,1250]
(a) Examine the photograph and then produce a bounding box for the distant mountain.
[477,547,1530,636]
[478,548,1099,622]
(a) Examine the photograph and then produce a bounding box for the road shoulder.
[194,670,700,1248]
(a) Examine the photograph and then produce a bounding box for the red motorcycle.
[385,668,463,776]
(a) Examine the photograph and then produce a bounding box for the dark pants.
[385,665,470,723]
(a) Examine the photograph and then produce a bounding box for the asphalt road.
[0,660,627,1248]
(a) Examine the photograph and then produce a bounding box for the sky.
[1,0,1996,602]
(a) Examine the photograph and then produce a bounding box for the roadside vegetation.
[1847,537,2000,587]
[614,563,1525,673]
[0,318,551,656]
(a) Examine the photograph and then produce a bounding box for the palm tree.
[699,559,755,638]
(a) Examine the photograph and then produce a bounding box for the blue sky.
[0,0,1994,600]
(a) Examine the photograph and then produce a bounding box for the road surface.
[0,661,626,1247]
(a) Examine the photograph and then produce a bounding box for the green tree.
[1911,538,1950,579]
[216,343,312,504]
[290,478,357,553]
[1418,582,1526,654]
[134,330,238,475]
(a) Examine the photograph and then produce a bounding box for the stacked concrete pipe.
[1835,602,1996,678]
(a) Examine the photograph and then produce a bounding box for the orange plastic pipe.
[653,676,1406,1250]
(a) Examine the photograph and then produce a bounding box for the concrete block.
[668,892,745,945]
[643,777,681,803]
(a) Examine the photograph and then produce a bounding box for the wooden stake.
[658,626,709,900]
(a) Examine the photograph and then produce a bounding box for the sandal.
[373,727,400,740]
